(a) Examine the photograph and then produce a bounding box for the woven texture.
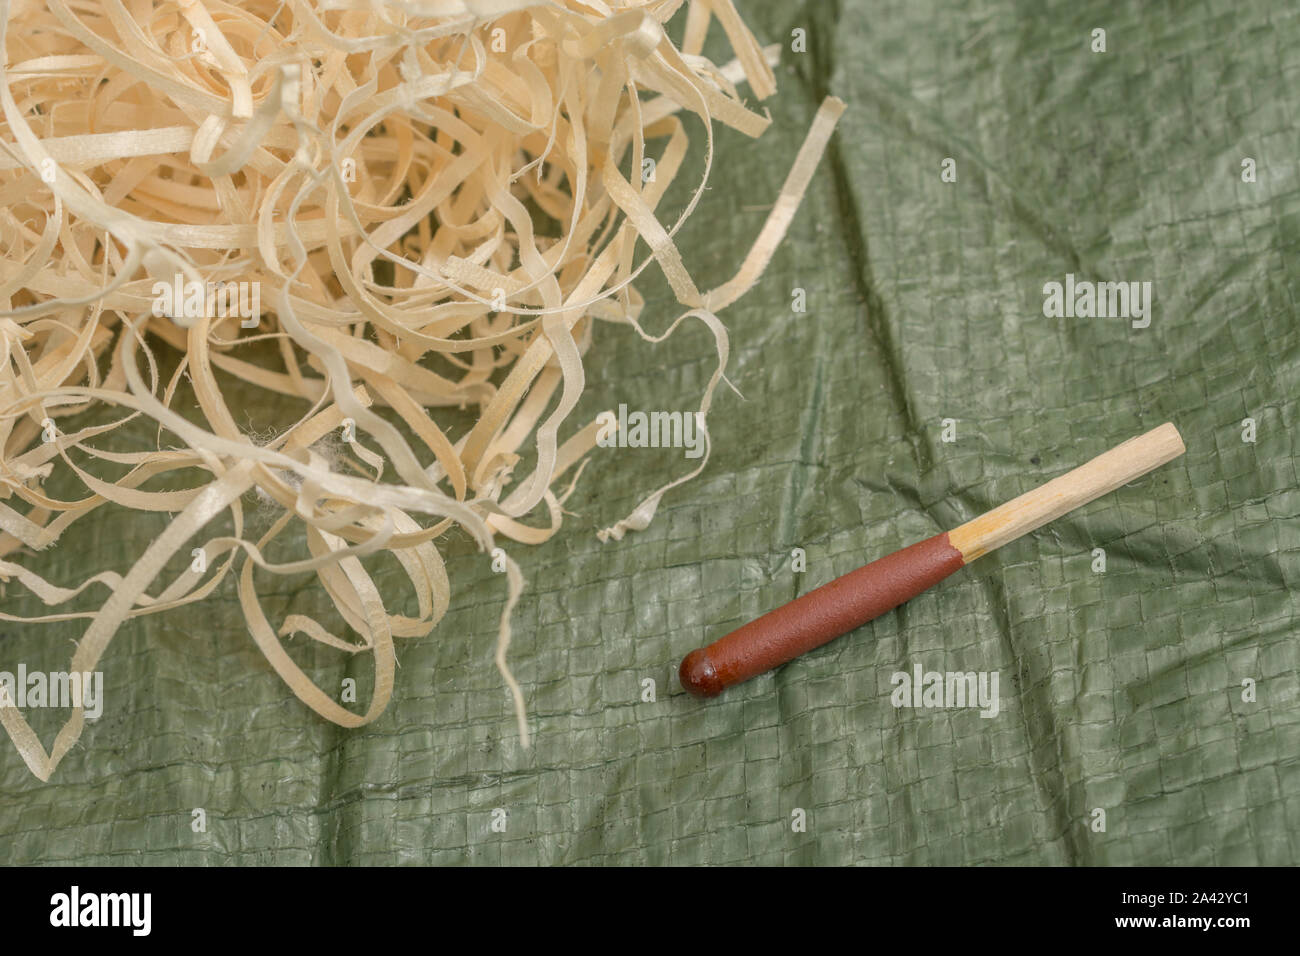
[2,0,1299,865]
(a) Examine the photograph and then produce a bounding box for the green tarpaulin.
[1,0,1297,865]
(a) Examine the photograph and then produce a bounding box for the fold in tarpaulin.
[1,0,1297,865]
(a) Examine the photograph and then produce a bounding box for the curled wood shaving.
[0,0,843,780]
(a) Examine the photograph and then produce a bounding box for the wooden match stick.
[680,422,1185,698]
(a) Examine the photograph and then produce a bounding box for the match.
[680,422,1187,698]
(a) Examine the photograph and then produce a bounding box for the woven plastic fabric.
[2,0,1298,865]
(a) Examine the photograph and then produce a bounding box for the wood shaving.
[0,0,843,780]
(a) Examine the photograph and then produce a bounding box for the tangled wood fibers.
[0,0,843,779]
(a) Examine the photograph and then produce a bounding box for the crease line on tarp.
[979,567,1081,865]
